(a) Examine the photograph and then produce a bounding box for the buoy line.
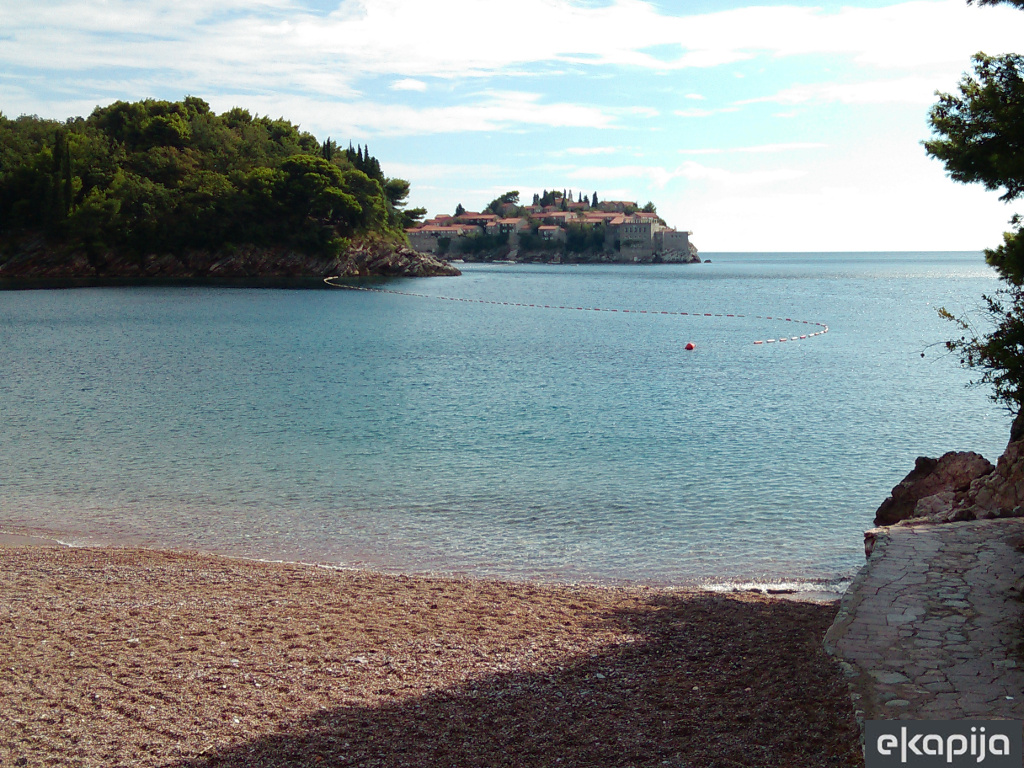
[323,277,829,345]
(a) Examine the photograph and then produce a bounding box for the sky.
[4,0,1024,251]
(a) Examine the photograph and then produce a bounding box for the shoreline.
[0,525,848,602]
[0,531,64,547]
[0,544,862,767]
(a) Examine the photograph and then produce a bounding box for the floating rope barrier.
[323,276,829,345]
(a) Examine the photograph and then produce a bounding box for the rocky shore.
[814,411,1024,738]
[0,237,460,289]
[450,246,702,265]
[871,420,1024,532]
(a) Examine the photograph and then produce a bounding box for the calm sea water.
[0,253,1010,594]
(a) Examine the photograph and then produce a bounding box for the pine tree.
[49,130,69,223]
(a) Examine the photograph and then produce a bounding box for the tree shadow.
[175,593,862,768]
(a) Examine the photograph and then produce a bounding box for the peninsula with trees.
[0,97,458,288]
[407,190,701,264]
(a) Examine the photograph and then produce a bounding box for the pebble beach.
[0,542,863,767]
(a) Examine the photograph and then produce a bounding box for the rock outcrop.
[872,432,1024,527]
[0,237,459,288]
[957,440,1024,519]
[873,452,994,526]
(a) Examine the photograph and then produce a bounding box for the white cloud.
[740,77,944,107]
[384,161,508,179]
[560,147,620,156]
[212,90,617,137]
[661,134,1019,251]
[391,78,427,92]
[564,161,806,189]
[674,108,718,118]
[678,143,829,155]
[7,0,1024,96]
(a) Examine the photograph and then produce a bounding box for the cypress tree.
[62,139,73,216]
[50,130,66,224]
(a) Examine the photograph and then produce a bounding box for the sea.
[0,252,1010,597]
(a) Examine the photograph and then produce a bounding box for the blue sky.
[5,0,1024,250]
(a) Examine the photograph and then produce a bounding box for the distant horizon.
[693,249,989,254]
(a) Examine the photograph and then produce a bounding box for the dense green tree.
[400,206,427,228]
[0,97,414,260]
[926,2,1024,412]
[565,222,604,253]
[485,190,519,215]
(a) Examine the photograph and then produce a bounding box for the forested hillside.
[0,97,455,283]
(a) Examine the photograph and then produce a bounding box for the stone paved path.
[824,518,1024,722]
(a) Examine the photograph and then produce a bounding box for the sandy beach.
[0,544,862,767]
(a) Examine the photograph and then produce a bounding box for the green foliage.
[538,189,561,207]
[941,288,1024,410]
[485,190,519,215]
[516,230,545,252]
[984,216,1024,284]
[458,232,508,254]
[565,222,604,253]
[969,0,1024,8]
[0,97,413,259]
[401,206,427,228]
[926,54,1024,203]
[927,12,1024,412]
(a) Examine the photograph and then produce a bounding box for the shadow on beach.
[173,594,862,768]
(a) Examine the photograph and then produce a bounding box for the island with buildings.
[405,190,700,264]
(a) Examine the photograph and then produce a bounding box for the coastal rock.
[656,248,702,264]
[957,439,1024,519]
[913,491,958,519]
[332,242,460,278]
[873,451,994,526]
[0,236,459,288]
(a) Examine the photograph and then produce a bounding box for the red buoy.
[684,342,696,351]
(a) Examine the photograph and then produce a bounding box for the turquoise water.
[0,253,1010,593]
